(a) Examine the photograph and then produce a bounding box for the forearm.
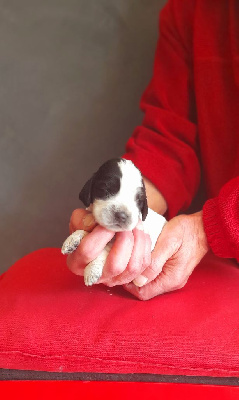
[123,2,200,219]
[143,176,168,215]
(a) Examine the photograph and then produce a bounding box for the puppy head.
[79,158,148,232]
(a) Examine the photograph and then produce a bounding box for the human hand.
[67,208,114,277]
[124,211,209,300]
[66,209,152,285]
[97,219,152,286]
[69,208,98,234]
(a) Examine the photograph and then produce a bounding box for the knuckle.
[172,284,181,291]
[172,275,184,289]
[177,279,188,290]
[123,284,150,301]
[144,251,151,268]
[112,266,124,276]
[171,277,185,291]
[70,209,82,223]
[70,209,89,231]
[127,262,141,276]
[143,260,151,271]
[71,208,79,217]
[137,291,150,301]
[148,259,159,274]
[107,263,124,277]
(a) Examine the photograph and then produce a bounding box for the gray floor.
[0,0,166,272]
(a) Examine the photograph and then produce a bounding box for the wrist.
[143,176,168,215]
[193,211,210,253]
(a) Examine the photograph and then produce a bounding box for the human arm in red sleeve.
[203,177,239,262]
[123,0,200,218]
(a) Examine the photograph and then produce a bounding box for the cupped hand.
[67,208,114,276]
[66,209,152,285]
[124,211,210,300]
[98,220,152,286]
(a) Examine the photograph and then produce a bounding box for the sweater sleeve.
[203,177,239,263]
[122,0,200,218]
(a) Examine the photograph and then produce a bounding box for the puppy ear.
[139,180,148,221]
[79,175,94,207]
[136,179,148,221]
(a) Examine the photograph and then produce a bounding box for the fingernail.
[133,275,148,287]
[83,214,95,227]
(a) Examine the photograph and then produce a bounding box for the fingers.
[102,221,152,286]
[124,280,164,301]
[98,231,134,282]
[67,225,115,275]
[125,272,179,300]
[125,270,188,301]
[69,209,97,233]
[133,232,180,287]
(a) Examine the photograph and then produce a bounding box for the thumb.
[69,209,97,233]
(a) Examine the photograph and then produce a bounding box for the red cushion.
[0,248,239,377]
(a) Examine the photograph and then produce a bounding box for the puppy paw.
[84,251,109,286]
[83,246,111,286]
[61,230,88,255]
[84,263,103,286]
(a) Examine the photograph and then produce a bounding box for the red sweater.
[123,0,239,262]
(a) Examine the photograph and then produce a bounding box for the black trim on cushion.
[0,369,239,386]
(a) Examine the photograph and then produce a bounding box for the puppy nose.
[114,211,128,223]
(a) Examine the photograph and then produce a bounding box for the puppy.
[62,158,166,286]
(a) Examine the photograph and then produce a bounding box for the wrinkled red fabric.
[1,248,239,377]
[123,0,239,260]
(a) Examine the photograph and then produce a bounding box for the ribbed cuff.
[203,197,234,258]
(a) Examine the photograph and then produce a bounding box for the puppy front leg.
[84,243,112,286]
[61,230,88,255]
[62,232,112,287]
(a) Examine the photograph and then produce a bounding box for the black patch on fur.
[135,179,148,221]
[79,175,95,207]
[79,158,122,206]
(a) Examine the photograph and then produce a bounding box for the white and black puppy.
[80,158,148,232]
[62,158,166,286]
